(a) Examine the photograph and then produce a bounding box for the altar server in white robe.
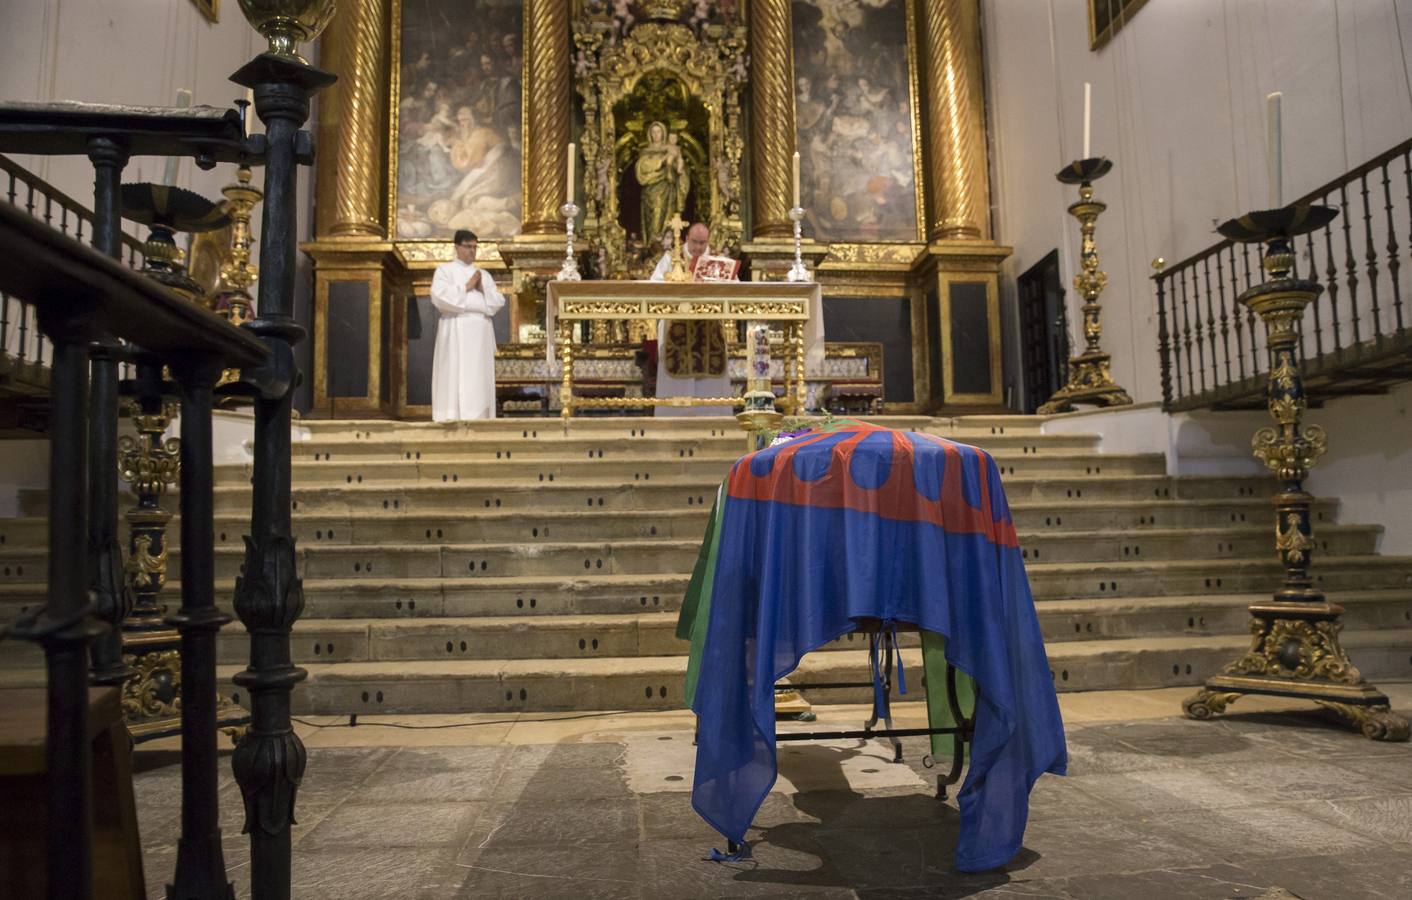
[650,222,733,417]
[431,229,506,421]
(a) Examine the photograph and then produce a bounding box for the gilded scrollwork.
[125,532,168,591]
[1222,616,1363,683]
[122,650,182,720]
[1251,423,1326,481]
[573,13,747,278]
[1274,512,1314,566]
[1314,701,1412,741]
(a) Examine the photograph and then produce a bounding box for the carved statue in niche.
[573,4,747,280]
[633,120,690,247]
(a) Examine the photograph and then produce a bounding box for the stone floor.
[132,686,1412,899]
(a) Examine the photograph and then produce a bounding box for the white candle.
[792,150,801,209]
[1082,82,1091,159]
[566,142,576,204]
[1267,91,1282,207]
[163,88,193,185]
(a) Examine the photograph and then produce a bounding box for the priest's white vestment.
[430,259,506,421]
[650,251,732,417]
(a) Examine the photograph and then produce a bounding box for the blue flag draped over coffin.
[687,420,1067,872]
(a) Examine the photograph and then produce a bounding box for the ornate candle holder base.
[1184,204,1408,742]
[1039,158,1132,415]
[1035,349,1132,414]
[1184,601,1409,741]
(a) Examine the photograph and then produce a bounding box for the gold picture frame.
[190,0,218,24]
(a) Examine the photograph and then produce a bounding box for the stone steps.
[4,556,1411,631]
[4,413,1409,715]
[26,472,1266,517]
[292,414,1057,442]
[225,590,1412,666]
[219,450,1167,487]
[169,628,1409,713]
[288,429,1104,458]
[0,497,1340,548]
[0,525,1388,586]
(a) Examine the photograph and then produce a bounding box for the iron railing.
[1155,138,1412,411]
[0,154,146,387]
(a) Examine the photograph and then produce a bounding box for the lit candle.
[1082,82,1091,160]
[1267,91,1282,208]
[566,142,576,205]
[163,88,192,185]
[792,150,801,210]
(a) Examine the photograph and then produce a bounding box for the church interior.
[2,1,1411,897]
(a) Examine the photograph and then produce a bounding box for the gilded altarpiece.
[306,0,1010,417]
[572,7,747,279]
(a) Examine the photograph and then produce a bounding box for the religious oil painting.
[394,0,524,240]
[791,0,920,243]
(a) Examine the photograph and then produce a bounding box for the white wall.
[1040,381,1412,556]
[0,0,319,411]
[983,0,1412,409]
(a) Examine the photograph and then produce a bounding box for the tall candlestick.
[791,150,801,210]
[566,142,576,204]
[1082,82,1091,159]
[163,88,193,185]
[1266,92,1282,208]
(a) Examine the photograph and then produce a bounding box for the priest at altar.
[431,229,506,422]
[650,222,734,417]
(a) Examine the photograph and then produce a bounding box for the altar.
[547,279,824,418]
[301,0,1010,420]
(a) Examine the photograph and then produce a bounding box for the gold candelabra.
[116,391,248,742]
[1038,158,1133,414]
[213,165,263,391]
[1183,205,1409,741]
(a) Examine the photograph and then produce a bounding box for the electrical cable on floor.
[290,709,639,730]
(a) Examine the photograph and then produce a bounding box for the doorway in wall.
[1017,249,1067,414]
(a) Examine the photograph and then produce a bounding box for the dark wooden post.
[20,313,104,900]
[86,134,134,687]
[230,52,335,900]
[167,356,236,899]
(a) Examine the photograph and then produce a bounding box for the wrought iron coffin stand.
[1183,205,1410,742]
[697,620,976,857]
[0,202,268,899]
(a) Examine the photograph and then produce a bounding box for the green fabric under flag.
[922,630,975,761]
[680,483,725,708]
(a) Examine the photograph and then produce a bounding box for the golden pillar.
[315,0,391,238]
[917,0,990,241]
[748,0,797,241]
[521,0,572,236]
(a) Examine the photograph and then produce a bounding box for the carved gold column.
[748,0,796,240]
[522,0,572,235]
[314,0,391,238]
[917,0,989,241]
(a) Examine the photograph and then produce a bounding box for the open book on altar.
[692,254,741,282]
